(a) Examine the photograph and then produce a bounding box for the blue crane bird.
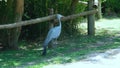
[42,14,63,55]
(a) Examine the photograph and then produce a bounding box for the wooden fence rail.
[0,15,56,29]
[0,9,97,29]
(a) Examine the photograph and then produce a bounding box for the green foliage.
[102,0,120,15]
[0,0,7,24]
[0,0,86,41]
[21,0,86,40]
[106,0,120,13]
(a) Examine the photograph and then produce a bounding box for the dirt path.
[44,48,120,68]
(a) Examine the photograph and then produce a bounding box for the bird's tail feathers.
[43,38,50,47]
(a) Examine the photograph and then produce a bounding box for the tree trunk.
[0,0,24,49]
[67,0,78,35]
[70,0,78,14]
[10,0,24,49]
[97,0,102,19]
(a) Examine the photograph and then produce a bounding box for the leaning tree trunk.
[0,0,24,49]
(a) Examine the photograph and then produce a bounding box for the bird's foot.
[53,41,58,45]
[42,51,46,56]
[42,47,47,56]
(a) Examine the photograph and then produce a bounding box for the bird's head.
[56,14,63,20]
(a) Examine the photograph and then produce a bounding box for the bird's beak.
[61,16,64,18]
[62,15,64,17]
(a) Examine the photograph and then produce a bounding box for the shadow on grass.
[1,31,120,68]
[103,15,120,20]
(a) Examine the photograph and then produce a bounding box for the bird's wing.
[43,26,61,46]
[52,26,61,38]
[43,28,54,46]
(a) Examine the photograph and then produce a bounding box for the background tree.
[102,0,120,16]
[0,0,24,49]
[63,0,79,35]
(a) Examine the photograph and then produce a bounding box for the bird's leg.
[54,38,58,45]
[42,46,47,56]
[52,38,58,48]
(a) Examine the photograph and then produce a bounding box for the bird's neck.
[58,19,61,27]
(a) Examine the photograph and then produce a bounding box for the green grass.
[1,18,120,68]
[1,33,120,68]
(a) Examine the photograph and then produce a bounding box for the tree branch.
[59,9,98,22]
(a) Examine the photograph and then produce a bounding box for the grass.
[1,34,120,68]
[1,18,120,68]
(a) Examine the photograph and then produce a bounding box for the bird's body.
[42,14,63,55]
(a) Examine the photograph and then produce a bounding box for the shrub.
[21,0,86,40]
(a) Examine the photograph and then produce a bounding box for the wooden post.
[93,0,102,19]
[87,0,95,35]
[48,8,54,48]
[49,8,54,29]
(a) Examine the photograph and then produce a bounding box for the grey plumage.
[42,14,63,55]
